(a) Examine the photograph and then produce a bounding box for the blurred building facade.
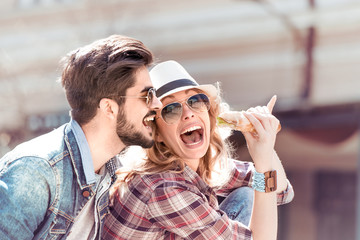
[0,0,359,239]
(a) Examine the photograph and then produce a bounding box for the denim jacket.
[0,121,119,239]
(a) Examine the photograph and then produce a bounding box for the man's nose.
[150,95,163,110]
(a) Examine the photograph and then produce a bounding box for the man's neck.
[81,122,126,172]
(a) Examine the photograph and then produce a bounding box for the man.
[0,35,162,239]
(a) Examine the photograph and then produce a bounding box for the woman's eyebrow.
[161,95,175,102]
[162,89,199,102]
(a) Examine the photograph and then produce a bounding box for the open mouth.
[180,126,203,146]
[143,114,155,129]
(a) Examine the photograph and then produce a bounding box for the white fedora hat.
[149,60,218,100]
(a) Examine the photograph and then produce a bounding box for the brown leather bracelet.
[264,170,277,193]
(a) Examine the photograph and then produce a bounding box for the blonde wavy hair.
[111,86,234,197]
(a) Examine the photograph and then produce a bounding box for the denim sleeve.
[0,156,55,240]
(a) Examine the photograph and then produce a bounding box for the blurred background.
[0,0,359,239]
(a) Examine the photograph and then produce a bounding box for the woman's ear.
[98,98,118,120]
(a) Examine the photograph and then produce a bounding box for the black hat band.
[156,79,198,98]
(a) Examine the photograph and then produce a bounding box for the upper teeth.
[181,126,201,134]
[144,116,155,122]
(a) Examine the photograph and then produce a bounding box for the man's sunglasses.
[158,93,211,124]
[118,88,156,107]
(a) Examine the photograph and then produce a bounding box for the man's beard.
[116,109,154,149]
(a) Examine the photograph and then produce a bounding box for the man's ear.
[98,98,118,120]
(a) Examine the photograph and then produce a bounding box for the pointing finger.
[267,95,277,113]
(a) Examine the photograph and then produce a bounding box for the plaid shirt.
[102,160,294,240]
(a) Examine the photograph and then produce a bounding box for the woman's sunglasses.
[158,93,211,124]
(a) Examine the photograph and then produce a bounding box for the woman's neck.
[184,158,200,172]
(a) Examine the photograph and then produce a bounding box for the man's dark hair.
[60,35,153,125]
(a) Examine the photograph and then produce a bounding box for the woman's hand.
[242,95,280,172]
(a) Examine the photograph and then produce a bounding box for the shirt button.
[82,190,90,198]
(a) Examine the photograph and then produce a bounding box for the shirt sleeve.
[147,182,252,240]
[276,180,295,205]
[214,159,253,197]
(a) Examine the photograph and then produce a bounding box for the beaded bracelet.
[252,169,266,192]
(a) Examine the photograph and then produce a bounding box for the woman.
[102,60,294,240]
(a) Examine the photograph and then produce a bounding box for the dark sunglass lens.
[187,94,210,111]
[161,102,182,124]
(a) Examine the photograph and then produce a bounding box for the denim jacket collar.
[63,122,91,189]
[69,120,96,185]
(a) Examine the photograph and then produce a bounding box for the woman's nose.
[181,103,195,121]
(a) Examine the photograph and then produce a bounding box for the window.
[315,172,356,240]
